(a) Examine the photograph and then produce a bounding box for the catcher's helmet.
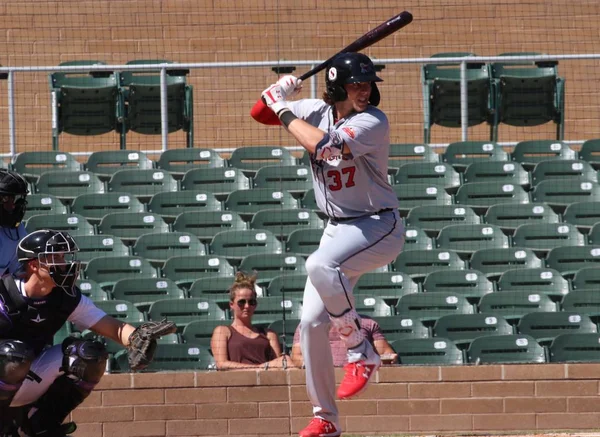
[17,229,81,295]
[0,169,28,228]
[325,52,382,106]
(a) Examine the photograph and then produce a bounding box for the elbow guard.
[315,131,344,161]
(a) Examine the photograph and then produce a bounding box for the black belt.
[328,208,395,224]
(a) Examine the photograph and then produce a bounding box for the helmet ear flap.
[331,85,347,102]
[369,82,381,107]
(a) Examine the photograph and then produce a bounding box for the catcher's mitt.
[127,318,177,371]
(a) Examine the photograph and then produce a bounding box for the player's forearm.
[91,316,136,347]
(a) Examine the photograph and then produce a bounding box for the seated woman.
[210,271,294,370]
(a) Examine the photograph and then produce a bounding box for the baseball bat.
[298,11,413,81]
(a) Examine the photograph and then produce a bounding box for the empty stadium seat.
[497,267,569,300]
[388,143,439,174]
[252,165,312,196]
[392,162,461,193]
[148,298,228,327]
[98,212,170,243]
[469,247,543,279]
[148,191,222,222]
[36,171,105,201]
[512,223,586,254]
[436,224,509,255]
[396,292,474,326]
[442,141,509,171]
[228,146,297,176]
[571,266,600,292]
[454,181,529,214]
[562,201,600,232]
[210,229,283,262]
[224,189,298,220]
[181,167,250,200]
[132,231,206,265]
[402,227,434,251]
[26,213,95,237]
[173,210,246,243]
[71,192,145,224]
[532,179,600,212]
[406,205,481,235]
[285,228,323,256]
[266,273,308,297]
[76,278,110,302]
[467,334,546,364]
[531,159,597,186]
[181,320,229,347]
[353,295,396,318]
[422,269,494,304]
[511,140,575,170]
[85,150,154,180]
[517,311,597,345]
[248,296,303,326]
[12,151,82,183]
[478,291,557,325]
[560,293,600,324]
[391,338,464,365]
[73,234,130,264]
[161,255,235,289]
[484,203,560,232]
[370,316,429,342]
[157,148,226,177]
[188,276,239,299]
[393,249,465,279]
[354,272,419,301]
[545,246,600,277]
[249,208,323,240]
[462,161,530,187]
[238,253,307,286]
[549,333,600,363]
[393,184,453,216]
[267,319,301,353]
[433,313,513,347]
[111,277,185,312]
[579,139,600,169]
[85,256,157,289]
[23,194,68,221]
[108,169,178,201]
[94,300,146,324]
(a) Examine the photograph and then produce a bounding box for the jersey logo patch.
[31,314,46,323]
[342,127,355,139]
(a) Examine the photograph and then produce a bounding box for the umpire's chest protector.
[0,274,81,354]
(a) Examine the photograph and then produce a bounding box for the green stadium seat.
[148,297,228,327]
[71,192,145,224]
[462,161,530,187]
[393,249,465,279]
[395,292,474,326]
[111,277,185,312]
[511,140,575,171]
[436,224,509,255]
[301,188,319,212]
[249,208,323,240]
[532,179,600,212]
[252,165,312,196]
[97,212,170,243]
[172,211,246,244]
[85,256,157,289]
[562,201,600,232]
[247,296,303,326]
[484,203,559,233]
[545,246,600,278]
[422,269,494,304]
[392,162,461,193]
[238,253,307,286]
[549,333,600,363]
[388,143,439,175]
[391,337,464,365]
[209,229,283,263]
[517,311,597,346]
[491,54,565,141]
[512,223,586,254]
[454,181,530,214]
[115,344,215,372]
[467,334,546,364]
[560,293,600,324]
[148,191,222,222]
[36,171,105,201]
[181,320,229,347]
[181,167,250,201]
[76,278,110,302]
[469,247,543,279]
[422,52,494,143]
[370,316,429,341]
[157,148,225,178]
[267,319,301,353]
[12,151,82,183]
[354,272,419,301]
[132,231,206,266]
[228,146,297,177]
[442,141,509,171]
[393,184,453,216]
[531,159,597,186]
[224,189,299,220]
[433,313,513,347]
[353,295,396,318]
[72,234,130,264]
[478,290,557,325]
[119,59,193,148]
[93,299,145,324]
[25,213,95,237]
[579,139,600,169]
[406,205,480,236]
[571,266,600,292]
[285,228,323,256]
[23,194,68,221]
[107,169,178,201]
[161,255,235,289]
[402,226,434,251]
[85,150,154,181]
[267,273,308,297]
[49,61,123,150]
[497,267,569,301]
[587,222,600,245]
[188,276,239,300]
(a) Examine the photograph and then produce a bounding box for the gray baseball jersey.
[287,99,398,219]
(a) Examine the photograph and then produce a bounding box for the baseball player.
[0,169,29,276]
[252,52,405,437]
[0,230,173,436]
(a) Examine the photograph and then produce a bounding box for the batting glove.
[277,75,303,99]
[262,83,288,115]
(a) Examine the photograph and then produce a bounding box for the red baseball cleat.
[299,418,341,437]
[337,343,381,400]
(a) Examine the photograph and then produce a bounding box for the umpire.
[0,229,173,436]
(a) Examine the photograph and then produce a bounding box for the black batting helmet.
[17,229,81,295]
[0,169,28,228]
[325,52,383,106]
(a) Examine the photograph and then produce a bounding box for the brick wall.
[72,364,600,436]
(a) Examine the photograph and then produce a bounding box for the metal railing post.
[460,60,468,141]
[160,67,168,152]
[8,71,16,160]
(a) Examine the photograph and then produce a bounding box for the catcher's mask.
[0,169,28,228]
[325,52,382,106]
[17,229,81,296]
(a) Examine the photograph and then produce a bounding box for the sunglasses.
[235,298,257,308]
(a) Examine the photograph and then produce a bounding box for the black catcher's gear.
[0,169,28,228]
[325,52,382,106]
[17,230,81,295]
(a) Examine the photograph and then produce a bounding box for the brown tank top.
[226,325,276,365]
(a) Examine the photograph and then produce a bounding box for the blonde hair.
[229,271,258,301]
